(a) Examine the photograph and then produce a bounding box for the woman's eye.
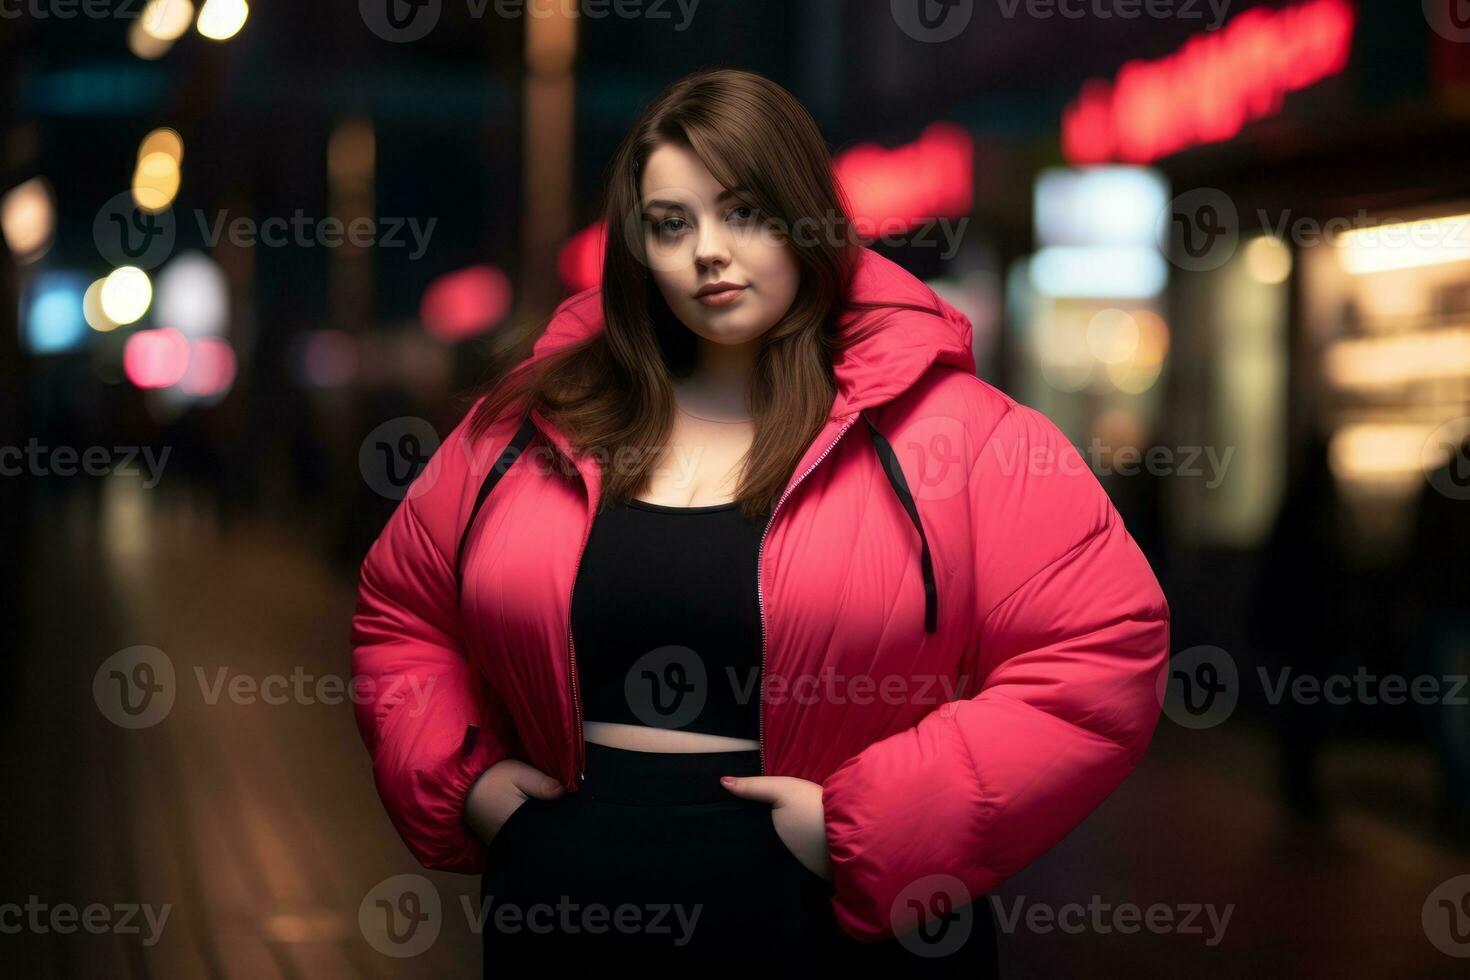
[730,206,757,222]
[656,217,687,236]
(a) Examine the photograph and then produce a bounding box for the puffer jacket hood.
[350,245,1171,945]
[520,246,977,631]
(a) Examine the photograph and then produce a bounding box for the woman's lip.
[696,285,747,307]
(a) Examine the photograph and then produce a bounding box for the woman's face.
[639,141,801,347]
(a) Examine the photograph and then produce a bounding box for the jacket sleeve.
[819,402,1171,941]
[349,409,515,873]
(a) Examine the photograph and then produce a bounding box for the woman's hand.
[464,759,566,845]
[719,774,831,880]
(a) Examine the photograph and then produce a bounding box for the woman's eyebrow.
[643,187,750,211]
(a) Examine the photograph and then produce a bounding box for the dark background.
[2,1,1468,976]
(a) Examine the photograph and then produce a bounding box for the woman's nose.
[694,219,732,271]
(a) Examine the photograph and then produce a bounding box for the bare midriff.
[583,720,760,753]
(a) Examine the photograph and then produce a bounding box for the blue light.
[23,273,89,355]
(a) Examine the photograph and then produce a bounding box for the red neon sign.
[556,123,974,292]
[834,122,974,232]
[1062,0,1357,164]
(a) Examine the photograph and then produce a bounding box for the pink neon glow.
[123,328,190,388]
[419,264,513,342]
[1062,0,1357,164]
[834,122,974,232]
[179,336,237,397]
[557,221,607,294]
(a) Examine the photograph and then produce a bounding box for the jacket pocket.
[491,795,542,847]
[762,806,832,891]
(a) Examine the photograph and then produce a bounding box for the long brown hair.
[468,68,915,520]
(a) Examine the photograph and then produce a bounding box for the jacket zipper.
[534,409,593,789]
[755,413,859,776]
[568,491,594,787]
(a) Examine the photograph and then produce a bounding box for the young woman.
[350,68,1171,973]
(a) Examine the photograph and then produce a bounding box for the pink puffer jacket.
[350,245,1171,942]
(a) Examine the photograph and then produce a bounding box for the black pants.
[478,742,997,974]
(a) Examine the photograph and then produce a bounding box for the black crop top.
[569,496,771,739]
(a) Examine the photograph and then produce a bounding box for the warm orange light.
[1,176,55,263]
[139,127,184,166]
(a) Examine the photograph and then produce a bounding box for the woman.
[350,68,1170,972]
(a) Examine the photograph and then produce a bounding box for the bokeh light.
[1244,235,1293,284]
[25,274,88,354]
[128,17,175,59]
[139,127,185,166]
[156,251,229,337]
[141,0,195,41]
[298,329,360,388]
[419,265,513,342]
[133,151,181,212]
[100,266,154,325]
[179,337,238,398]
[1,176,55,264]
[1086,308,1140,365]
[83,278,119,332]
[123,328,190,388]
[197,0,249,41]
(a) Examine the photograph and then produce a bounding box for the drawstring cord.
[861,412,939,634]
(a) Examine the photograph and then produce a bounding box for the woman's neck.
[675,337,759,418]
